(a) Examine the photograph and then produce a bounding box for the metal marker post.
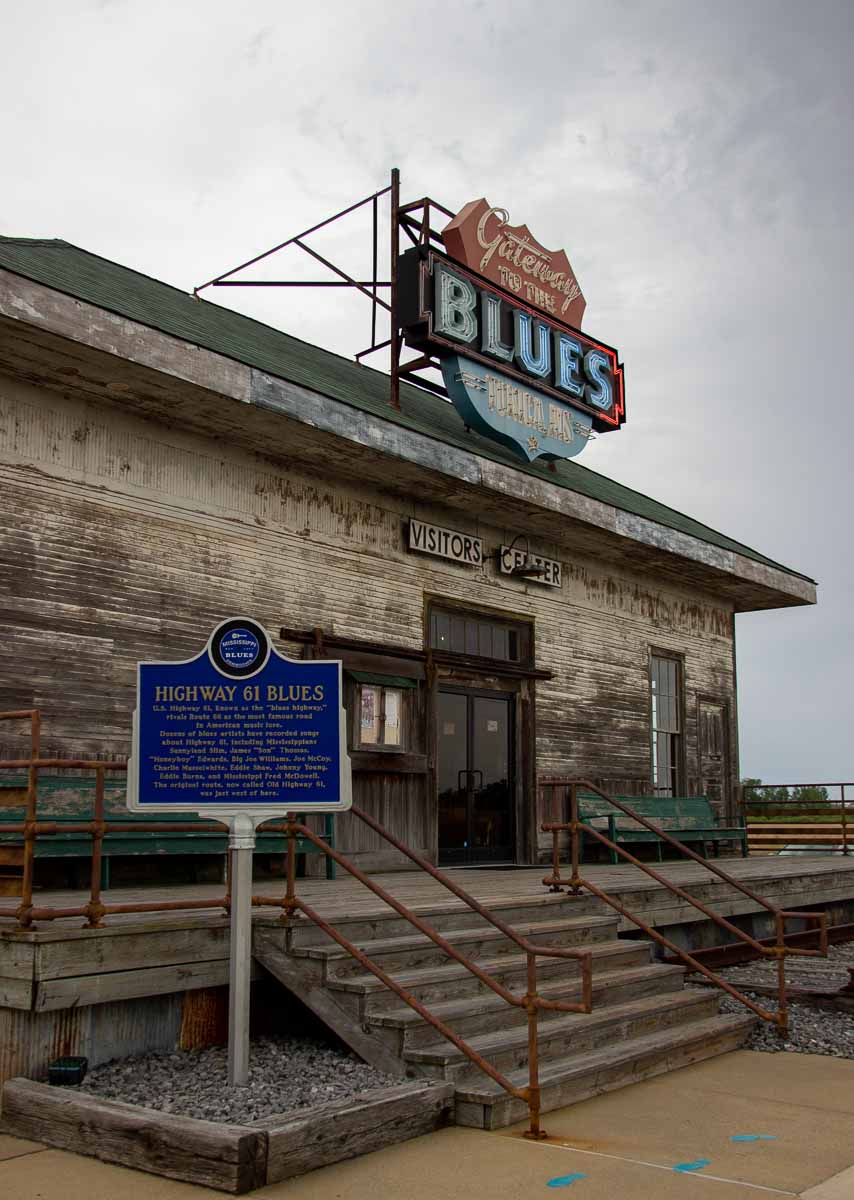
[228,813,256,1087]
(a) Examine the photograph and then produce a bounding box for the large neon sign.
[399,235,625,463]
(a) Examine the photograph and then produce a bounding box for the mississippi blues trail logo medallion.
[212,620,268,676]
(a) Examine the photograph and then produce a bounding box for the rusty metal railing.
[0,711,593,1137]
[540,779,830,1036]
[0,710,234,928]
[253,808,595,1138]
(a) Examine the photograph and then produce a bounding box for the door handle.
[469,769,484,790]
[457,769,469,791]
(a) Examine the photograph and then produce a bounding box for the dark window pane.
[507,630,519,662]
[650,655,682,792]
[429,607,531,665]
[432,612,450,650]
[437,692,469,852]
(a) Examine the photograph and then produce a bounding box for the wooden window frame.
[648,649,687,797]
[355,682,407,752]
[426,601,533,668]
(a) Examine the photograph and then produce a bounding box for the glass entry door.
[438,690,514,865]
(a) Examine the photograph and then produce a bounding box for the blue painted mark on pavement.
[731,1134,777,1143]
[673,1159,711,1173]
[546,1173,587,1188]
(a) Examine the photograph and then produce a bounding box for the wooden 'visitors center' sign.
[128,617,352,816]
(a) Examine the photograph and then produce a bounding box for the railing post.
[548,784,563,891]
[31,708,41,761]
[18,712,40,929]
[569,782,581,895]
[842,785,849,857]
[522,952,547,1141]
[86,766,107,928]
[223,834,232,916]
[281,812,299,923]
[775,911,789,1038]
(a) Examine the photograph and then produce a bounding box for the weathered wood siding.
[0,374,739,865]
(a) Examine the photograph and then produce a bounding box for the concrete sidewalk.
[2,1051,853,1199]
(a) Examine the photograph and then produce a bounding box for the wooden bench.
[0,776,336,889]
[577,792,748,863]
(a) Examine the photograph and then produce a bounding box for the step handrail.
[251,809,598,1139]
[1,711,590,1137]
[540,779,829,1035]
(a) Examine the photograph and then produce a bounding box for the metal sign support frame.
[192,168,456,414]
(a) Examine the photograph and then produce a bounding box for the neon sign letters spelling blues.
[434,262,612,412]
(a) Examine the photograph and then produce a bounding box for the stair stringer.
[253,926,407,1078]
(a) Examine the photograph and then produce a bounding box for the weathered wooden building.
[0,236,815,872]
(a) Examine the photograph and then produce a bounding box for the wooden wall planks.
[0,373,740,864]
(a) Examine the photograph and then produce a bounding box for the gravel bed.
[76,1034,401,1125]
[710,990,854,1059]
[709,942,854,993]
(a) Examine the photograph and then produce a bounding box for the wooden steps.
[252,894,755,1127]
[454,1013,756,1128]
[288,914,617,979]
[324,940,651,1012]
[403,990,720,1081]
[368,962,687,1049]
[280,893,606,947]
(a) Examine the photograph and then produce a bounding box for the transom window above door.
[428,606,532,665]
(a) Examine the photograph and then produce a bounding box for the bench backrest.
[0,775,128,817]
[0,784,29,808]
[577,792,717,831]
[0,775,332,850]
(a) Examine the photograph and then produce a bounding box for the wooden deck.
[2,854,854,936]
[2,855,853,1088]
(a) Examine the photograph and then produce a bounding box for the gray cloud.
[1,0,851,782]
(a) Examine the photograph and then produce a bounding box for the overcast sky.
[2,1,852,784]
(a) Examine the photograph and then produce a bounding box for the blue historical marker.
[128,617,351,816]
[127,617,351,1089]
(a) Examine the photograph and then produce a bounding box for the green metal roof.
[0,234,813,584]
